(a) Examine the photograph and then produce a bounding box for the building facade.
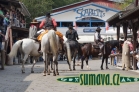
[36,0,120,42]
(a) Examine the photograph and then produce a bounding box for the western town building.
[35,0,122,43]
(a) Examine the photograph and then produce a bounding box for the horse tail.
[8,40,23,58]
[66,42,72,63]
[48,30,58,54]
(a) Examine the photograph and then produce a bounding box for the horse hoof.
[31,71,34,73]
[56,73,59,75]
[22,70,25,73]
[101,68,104,70]
[53,74,56,76]
[47,73,50,75]
[73,69,76,71]
[106,67,109,70]
[69,69,72,71]
[43,74,46,76]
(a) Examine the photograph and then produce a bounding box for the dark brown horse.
[79,43,100,69]
[100,40,124,70]
[64,40,82,70]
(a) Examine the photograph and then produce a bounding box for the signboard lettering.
[75,8,105,19]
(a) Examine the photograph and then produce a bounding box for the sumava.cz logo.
[57,73,139,86]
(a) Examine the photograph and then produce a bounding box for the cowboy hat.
[31,19,38,23]
[68,25,75,29]
[96,27,101,31]
[46,12,51,16]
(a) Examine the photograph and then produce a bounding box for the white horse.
[8,38,41,73]
[41,29,59,76]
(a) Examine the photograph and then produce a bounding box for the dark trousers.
[3,25,7,35]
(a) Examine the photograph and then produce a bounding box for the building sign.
[75,7,105,19]
[83,28,96,33]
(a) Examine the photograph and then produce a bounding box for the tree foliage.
[115,0,134,10]
[19,0,53,20]
[52,0,83,9]
[19,0,83,26]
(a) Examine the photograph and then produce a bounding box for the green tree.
[19,0,83,27]
[115,0,134,10]
[19,0,53,27]
[52,0,83,8]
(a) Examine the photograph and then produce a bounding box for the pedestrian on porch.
[3,14,10,35]
[122,39,133,70]
[0,30,5,51]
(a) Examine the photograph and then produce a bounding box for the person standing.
[0,30,5,51]
[3,14,10,35]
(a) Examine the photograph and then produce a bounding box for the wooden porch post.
[117,25,120,41]
[132,22,137,70]
[122,22,128,41]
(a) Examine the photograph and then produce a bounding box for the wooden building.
[107,0,139,70]
[0,0,30,65]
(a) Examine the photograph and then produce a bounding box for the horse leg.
[73,56,76,71]
[52,55,57,76]
[31,57,37,73]
[55,53,59,75]
[106,56,109,69]
[66,54,72,71]
[43,53,47,76]
[100,56,105,70]
[81,56,85,69]
[86,57,91,70]
[51,58,53,70]
[21,54,28,73]
[47,55,51,75]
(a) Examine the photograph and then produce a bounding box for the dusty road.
[0,59,139,92]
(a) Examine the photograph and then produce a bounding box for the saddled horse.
[79,43,100,70]
[100,40,123,70]
[8,38,42,73]
[64,40,82,70]
[41,29,60,76]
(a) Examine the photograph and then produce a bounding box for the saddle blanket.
[37,30,63,41]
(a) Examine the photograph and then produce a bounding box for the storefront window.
[91,22,105,27]
[57,22,60,27]
[76,22,90,27]
[61,22,73,27]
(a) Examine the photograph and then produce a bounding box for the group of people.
[0,5,26,51]
[29,12,81,53]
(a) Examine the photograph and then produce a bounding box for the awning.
[63,35,94,43]
[120,5,139,20]
[19,2,31,17]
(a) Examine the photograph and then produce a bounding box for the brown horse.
[79,43,100,69]
[100,40,124,70]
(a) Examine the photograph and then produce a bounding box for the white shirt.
[94,32,102,40]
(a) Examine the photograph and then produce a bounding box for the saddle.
[33,39,41,51]
[93,45,100,49]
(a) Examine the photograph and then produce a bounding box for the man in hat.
[66,25,79,42]
[29,19,39,39]
[29,19,43,55]
[39,12,57,30]
[94,27,104,54]
[65,25,80,51]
